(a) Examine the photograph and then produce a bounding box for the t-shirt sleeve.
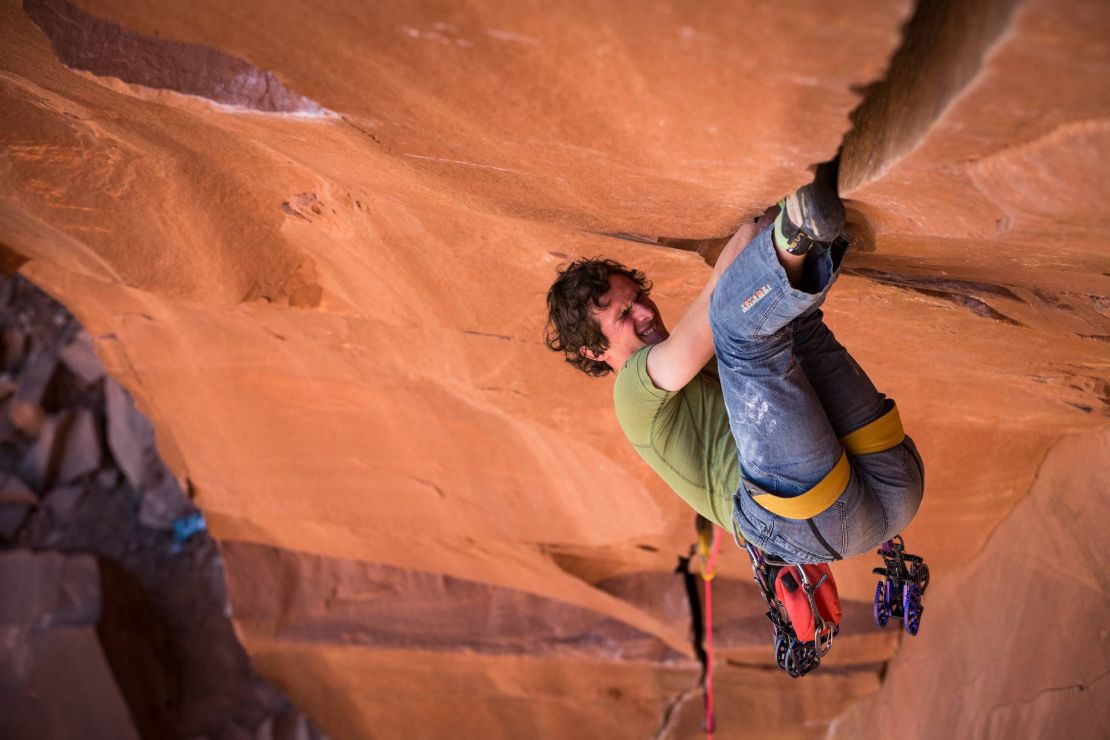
[612,347,674,444]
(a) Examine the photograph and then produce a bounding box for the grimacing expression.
[585,274,669,366]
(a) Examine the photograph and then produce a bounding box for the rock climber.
[544,162,924,563]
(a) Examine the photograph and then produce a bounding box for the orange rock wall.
[2,0,1109,737]
[829,429,1110,738]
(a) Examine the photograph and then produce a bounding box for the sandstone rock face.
[0,551,139,740]
[1,0,1108,737]
[828,428,1110,738]
[0,273,327,740]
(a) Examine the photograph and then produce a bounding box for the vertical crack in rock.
[676,554,708,676]
[24,0,329,113]
[648,555,708,740]
[840,0,1024,191]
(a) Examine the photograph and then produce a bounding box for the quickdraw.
[741,541,838,678]
[871,535,930,635]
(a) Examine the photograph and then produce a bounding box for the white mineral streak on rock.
[401,153,521,173]
[484,28,540,45]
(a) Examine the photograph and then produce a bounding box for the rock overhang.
[2,0,1109,736]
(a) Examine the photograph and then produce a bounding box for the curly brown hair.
[545,258,651,377]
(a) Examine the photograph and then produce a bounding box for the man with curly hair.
[545,163,923,563]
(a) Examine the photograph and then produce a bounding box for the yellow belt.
[751,403,905,520]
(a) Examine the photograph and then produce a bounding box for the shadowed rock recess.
[0,274,328,740]
[1,0,1108,737]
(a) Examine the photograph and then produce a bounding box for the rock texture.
[0,551,138,740]
[0,0,1108,737]
[828,428,1110,738]
[0,274,325,740]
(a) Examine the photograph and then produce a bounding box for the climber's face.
[582,274,669,369]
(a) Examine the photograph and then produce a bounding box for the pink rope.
[702,526,722,737]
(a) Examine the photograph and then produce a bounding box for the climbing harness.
[696,524,722,737]
[872,535,930,635]
[749,401,906,561]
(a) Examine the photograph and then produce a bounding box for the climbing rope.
[697,524,723,737]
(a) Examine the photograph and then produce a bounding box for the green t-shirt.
[612,346,740,529]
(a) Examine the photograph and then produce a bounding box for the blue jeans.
[709,226,924,564]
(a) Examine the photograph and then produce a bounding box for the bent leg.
[712,229,924,562]
[791,306,888,438]
[789,242,889,435]
[708,226,842,496]
[788,269,925,554]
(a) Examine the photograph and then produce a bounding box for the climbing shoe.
[774,159,846,255]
